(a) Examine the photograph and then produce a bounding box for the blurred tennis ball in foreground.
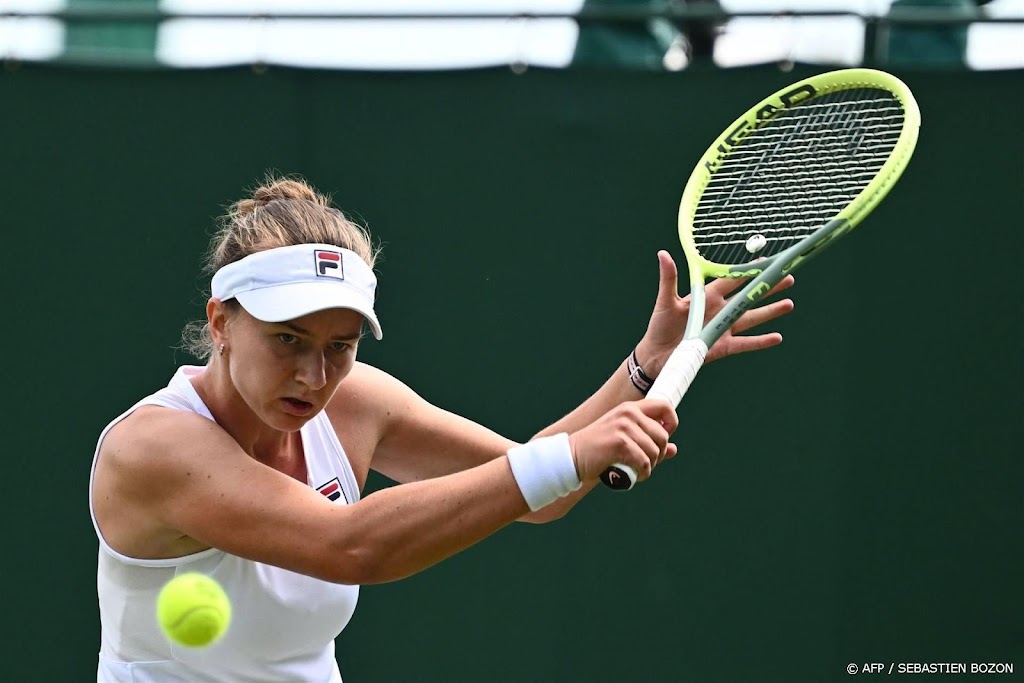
[157,572,232,647]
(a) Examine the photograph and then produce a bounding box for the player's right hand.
[568,401,679,483]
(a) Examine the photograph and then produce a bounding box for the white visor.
[211,244,382,340]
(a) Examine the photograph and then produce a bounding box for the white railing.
[1,1,1021,70]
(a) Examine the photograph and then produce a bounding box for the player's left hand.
[635,250,795,372]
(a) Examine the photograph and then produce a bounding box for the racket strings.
[693,88,904,266]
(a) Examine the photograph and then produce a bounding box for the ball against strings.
[745,233,767,254]
[157,573,232,647]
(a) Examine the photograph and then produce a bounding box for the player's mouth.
[281,397,314,416]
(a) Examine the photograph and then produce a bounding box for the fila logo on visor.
[314,250,345,280]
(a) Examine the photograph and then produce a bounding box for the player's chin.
[265,404,317,432]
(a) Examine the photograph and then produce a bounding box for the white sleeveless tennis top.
[89,366,361,683]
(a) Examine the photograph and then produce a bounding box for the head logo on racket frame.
[705,83,819,174]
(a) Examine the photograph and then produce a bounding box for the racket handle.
[646,338,708,408]
[600,339,709,491]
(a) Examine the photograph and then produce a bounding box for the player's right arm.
[93,400,674,585]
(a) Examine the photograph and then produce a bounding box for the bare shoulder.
[96,405,355,580]
[322,362,420,482]
[329,361,415,408]
[94,406,236,558]
[101,406,226,473]
[330,362,514,484]
[325,361,420,432]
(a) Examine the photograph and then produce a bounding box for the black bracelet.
[626,349,653,395]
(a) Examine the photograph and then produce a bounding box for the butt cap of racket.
[599,465,636,490]
[600,339,708,491]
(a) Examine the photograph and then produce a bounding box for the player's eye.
[278,333,299,345]
[330,341,350,353]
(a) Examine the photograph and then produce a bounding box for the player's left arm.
[534,250,795,440]
[514,252,792,517]
[343,254,792,523]
[335,364,561,520]
[337,364,601,523]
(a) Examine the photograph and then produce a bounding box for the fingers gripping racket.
[600,68,920,491]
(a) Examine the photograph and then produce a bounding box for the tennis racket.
[600,68,920,491]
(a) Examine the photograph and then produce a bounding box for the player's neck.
[190,363,296,461]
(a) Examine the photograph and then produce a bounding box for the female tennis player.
[89,177,793,682]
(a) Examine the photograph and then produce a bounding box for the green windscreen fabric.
[62,0,159,66]
[571,0,723,68]
[885,0,976,67]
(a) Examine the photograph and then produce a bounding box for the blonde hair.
[180,175,380,360]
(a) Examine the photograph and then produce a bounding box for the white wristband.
[506,433,582,511]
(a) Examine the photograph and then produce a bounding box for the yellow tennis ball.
[156,573,232,648]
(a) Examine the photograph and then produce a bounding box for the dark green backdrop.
[2,64,1021,682]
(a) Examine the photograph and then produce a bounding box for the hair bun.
[253,179,318,204]
[234,178,321,218]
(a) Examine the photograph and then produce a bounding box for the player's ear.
[208,298,230,346]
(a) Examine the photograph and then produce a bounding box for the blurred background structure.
[1,2,1021,682]
[2,0,1022,69]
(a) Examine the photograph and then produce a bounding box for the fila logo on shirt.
[317,478,347,503]
[314,250,345,279]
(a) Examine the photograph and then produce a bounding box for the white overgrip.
[647,338,709,409]
[600,338,709,491]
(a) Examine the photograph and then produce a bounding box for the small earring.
[218,343,225,356]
